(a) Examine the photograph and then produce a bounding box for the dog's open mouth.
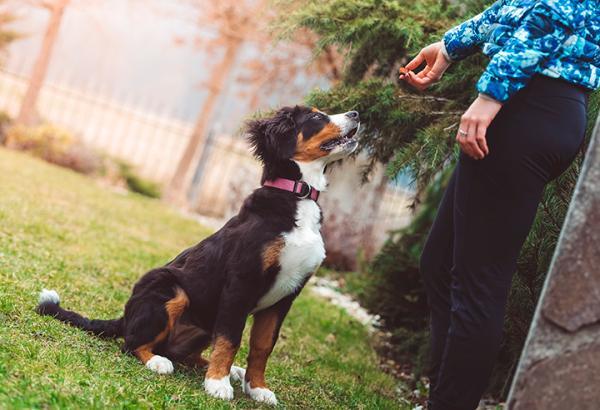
[320,126,359,151]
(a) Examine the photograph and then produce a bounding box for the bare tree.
[16,0,70,126]
[166,0,342,206]
[166,1,261,205]
[240,29,342,110]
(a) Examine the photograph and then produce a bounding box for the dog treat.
[399,67,409,75]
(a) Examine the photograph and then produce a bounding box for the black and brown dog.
[37,106,360,405]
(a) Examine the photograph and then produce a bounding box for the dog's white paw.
[244,381,278,406]
[146,355,174,374]
[230,366,246,383]
[39,289,60,304]
[204,376,234,401]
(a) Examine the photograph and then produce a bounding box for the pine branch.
[430,111,462,116]
[443,122,458,131]
[540,201,562,231]
[396,94,453,103]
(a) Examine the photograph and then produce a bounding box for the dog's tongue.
[320,127,359,151]
[321,138,341,151]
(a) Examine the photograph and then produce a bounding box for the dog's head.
[247,106,360,180]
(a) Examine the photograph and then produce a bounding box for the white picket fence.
[0,69,193,182]
[0,69,413,244]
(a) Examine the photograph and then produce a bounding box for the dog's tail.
[36,289,123,338]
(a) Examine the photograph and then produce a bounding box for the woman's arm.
[477,0,581,102]
[443,0,506,62]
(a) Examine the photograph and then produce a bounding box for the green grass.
[0,148,404,409]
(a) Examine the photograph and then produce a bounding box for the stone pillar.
[507,116,600,408]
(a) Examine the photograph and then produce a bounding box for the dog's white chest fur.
[254,200,325,311]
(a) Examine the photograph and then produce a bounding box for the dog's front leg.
[204,335,239,400]
[243,293,297,406]
[204,289,252,401]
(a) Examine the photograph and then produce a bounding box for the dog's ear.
[246,106,300,163]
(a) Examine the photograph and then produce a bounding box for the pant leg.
[419,169,458,391]
[431,151,546,410]
[428,77,587,410]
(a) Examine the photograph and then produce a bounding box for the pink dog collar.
[263,178,320,201]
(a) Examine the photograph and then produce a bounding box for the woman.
[400,1,599,409]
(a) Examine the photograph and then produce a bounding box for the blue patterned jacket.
[443,0,600,102]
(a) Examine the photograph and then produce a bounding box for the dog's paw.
[230,366,246,383]
[146,355,174,374]
[244,381,278,406]
[204,376,234,401]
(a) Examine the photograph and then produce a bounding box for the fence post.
[507,114,600,408]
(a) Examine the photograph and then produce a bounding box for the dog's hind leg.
[124,286,189,374]
[163,323,211,368]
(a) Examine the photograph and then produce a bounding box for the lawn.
[0,148,404,409]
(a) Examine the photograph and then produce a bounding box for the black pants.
[421,75,588,410]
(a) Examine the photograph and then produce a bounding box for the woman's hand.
[456,96,503,160]
[400,42,451,90]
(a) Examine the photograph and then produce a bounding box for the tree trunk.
[165,35,243,206]
[16,0,70,126]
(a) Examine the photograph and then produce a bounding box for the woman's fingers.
[403,61,446,90]
[476,123,489,156]
[467,119,485,159]
[416,65,431,79]
[456,121,472,158]
[428,53,450,82]
[458,135,475,159]
[405,52,425,71]
[456,95,502,159]
[406,71,434,90]
[466,122,482,159]
[468,131,485,159]
[457,120,484,159]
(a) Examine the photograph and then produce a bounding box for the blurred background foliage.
[0,1,17,53]
[282,0,600,400]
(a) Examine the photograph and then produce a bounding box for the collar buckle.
[294,181,312,199]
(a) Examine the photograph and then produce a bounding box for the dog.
[37,105,360,405]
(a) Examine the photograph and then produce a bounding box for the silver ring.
[458,129,468,136]
[298,183,312,199]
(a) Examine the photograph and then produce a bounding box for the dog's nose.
[345,111,359,121]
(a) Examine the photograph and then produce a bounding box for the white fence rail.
[0,69,414,254]
[0,69,192,182]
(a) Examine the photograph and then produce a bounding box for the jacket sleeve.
[476,0,580,102]
[442,1,506,61]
